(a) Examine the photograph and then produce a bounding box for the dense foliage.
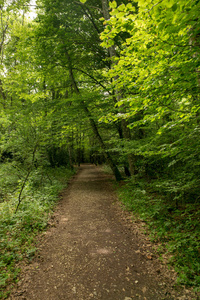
[100,0,200,288]
[101,0,200,203]
[0,0,200,295]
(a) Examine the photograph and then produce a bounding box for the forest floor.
[8,164,198,300]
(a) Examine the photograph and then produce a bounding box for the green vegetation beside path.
[118,177,200,290]
[0,167,75,299]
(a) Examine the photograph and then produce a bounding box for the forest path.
[10,164,191,300]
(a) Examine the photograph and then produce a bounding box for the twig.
[15,143,38,213]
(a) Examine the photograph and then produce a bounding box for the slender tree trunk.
[0,10,8,61]
[65,49,122,181]
[0,11,8,106]
[0,79,6,108]
[121,119,136,175]
[116,121,131,176]
[101,0,117,58]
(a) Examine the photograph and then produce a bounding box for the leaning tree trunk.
[65,50,122,181]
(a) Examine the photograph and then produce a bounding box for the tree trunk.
[116,121,131,176]
[101,0,117,58]
[121,119,136,175]
[65,49,122,181]
[101,0,136,175]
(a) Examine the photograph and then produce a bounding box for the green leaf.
[118,4,126,11]
[126,3,133,10]
[172,3,177,11]
[116,12,125,19]
[110,1,117,9]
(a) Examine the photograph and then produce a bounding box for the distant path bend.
[10,164,190,300]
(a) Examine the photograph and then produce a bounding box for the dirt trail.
[9,165,195,299]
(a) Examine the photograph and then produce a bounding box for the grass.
[0,166,75,299]
[117,177,200,291]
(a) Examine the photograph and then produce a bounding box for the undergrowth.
[0,166,75,299]
[118,177,200,291]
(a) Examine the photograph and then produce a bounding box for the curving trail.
[9,165,193,300]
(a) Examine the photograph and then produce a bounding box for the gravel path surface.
[9,164,197,300]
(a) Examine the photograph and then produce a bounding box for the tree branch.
[72,67,111,94]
